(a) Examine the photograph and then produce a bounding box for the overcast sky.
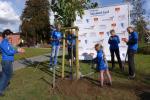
[0,0,149,32]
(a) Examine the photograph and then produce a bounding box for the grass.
[0,54,150,100]
[14,48,50,60]
[0,48,50,61]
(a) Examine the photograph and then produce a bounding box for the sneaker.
[109,82,112,86]
[128,74,135,80]
[56,66,60,69]
[100,84,104,87]
[49,68,53,71]
[106,82,112,86]
[7,82,10,87]
[0,92,4,97]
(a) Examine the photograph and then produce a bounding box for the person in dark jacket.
[123,27,138,79]
[108,29,123,71]
[0,29,25,96]
[67,30,76,67]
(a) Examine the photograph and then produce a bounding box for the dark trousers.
[110,48,123,70]
[0,60,13,93]
[127,49,136,76]
[68,46,76,59]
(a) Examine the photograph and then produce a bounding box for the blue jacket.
[127,32,138,51]
[97,49,105,69]
[108,35,120,50]
[50,30,62,46]
[0,38,17,61]
[67,34,76,48]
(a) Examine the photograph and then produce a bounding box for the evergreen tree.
[21,0,50,45]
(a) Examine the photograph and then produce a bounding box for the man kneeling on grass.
[95,44,112,87]
[0,29,25,96]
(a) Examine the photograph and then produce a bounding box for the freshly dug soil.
[49,78,150,100]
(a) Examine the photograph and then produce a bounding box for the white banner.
[74,4,129,61]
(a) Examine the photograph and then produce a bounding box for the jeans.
[110,48,123,70]
[0,60,13,93]
[128,49,136,76]
[50,45,60,66]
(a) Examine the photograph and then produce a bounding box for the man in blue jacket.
[123,27,138,79]
[49,24,62,70]
[108,29,123,71]
[0,29,24,96]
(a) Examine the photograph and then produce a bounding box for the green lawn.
[0,54,150,100]
[14,48,50,60]
[1,48,50,61]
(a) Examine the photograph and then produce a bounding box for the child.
[95,43,112,87]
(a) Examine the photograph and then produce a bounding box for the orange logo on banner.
[99,32,104,36]
[122,38,126,41]
[94,18,98,21]
[111,23,116,28]
[115,7,120,12]
[78,40,81,43]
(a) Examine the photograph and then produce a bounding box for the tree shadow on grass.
[19,58,73,86]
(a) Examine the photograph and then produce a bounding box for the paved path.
[14,53,51,71]
[0,53,51,71]
[0,49,64,71]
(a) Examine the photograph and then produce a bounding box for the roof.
[12,33,20,35]
[0,32,20,35]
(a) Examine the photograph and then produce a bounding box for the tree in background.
[83,0,99,10]
[128,0,148,42]
[51,0,98,27]
[21,0,50,46]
